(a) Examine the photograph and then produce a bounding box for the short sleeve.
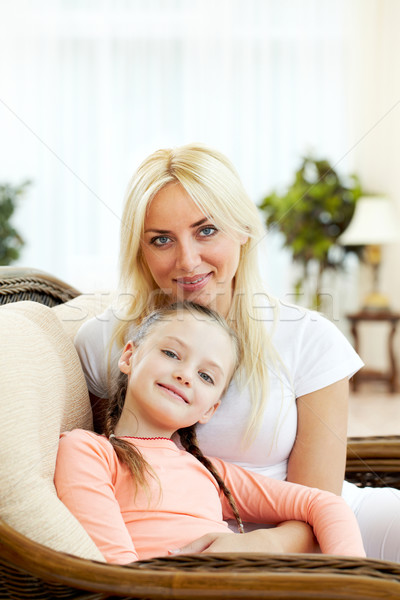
[74,307,121,398]
[271,302,364,398]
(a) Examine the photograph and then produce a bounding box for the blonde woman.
[75,143,400,561]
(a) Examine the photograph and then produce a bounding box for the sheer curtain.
[0,0,361,299]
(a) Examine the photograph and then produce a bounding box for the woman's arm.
[287,378,349,494]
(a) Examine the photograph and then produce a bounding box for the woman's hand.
[171,521,319,555]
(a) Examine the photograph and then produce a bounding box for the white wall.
[1,0,400,370]
[346,0,400,369]
[0,0,354,298]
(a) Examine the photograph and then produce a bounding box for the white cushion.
[0,296,109,560]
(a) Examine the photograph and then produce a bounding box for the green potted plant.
[259,157,362,309]
[0,181,30,266]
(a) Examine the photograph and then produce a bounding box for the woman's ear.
[118,341,135,374]
[239,232,249,246]
[197,400,221,425]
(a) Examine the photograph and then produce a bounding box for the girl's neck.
[114,416,175,440]
[116,435,172,441]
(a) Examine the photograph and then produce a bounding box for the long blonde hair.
[115,143,274,440]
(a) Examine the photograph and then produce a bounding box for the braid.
[178,425,244,534]
[104,371,157,497]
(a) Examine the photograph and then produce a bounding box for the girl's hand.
[170,522,319,555]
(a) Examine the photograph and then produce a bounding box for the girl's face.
[116,313,236,438]
[140,183,248,318]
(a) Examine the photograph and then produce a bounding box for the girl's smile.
[115,312,236,438]
[157,382,189,404]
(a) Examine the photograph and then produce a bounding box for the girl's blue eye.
[162,349,178,359]
[199,371,214,384]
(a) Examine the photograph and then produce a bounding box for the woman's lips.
[174,272,212,292]
[157,383,189,404]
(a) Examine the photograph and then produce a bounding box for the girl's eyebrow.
[163,335,225,376]
[144,217,209,234]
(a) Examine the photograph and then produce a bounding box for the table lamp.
[338,196,400,311]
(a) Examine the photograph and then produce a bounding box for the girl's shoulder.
[59,429,113,455]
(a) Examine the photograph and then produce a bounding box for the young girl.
[55,302,365,564]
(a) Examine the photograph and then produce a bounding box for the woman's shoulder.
[265,298,341,342]
[273,300,363,393]
[73,307,123,398]
[74,306,119,348]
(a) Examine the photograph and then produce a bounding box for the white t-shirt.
[74,300,363,482]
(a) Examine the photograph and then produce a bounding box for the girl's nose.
[173,372,191,387]
[175,240,201,272]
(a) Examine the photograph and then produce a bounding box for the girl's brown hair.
[103,301,244,533]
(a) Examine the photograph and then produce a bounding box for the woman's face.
[141,183,247,317]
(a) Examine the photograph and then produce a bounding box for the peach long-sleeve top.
[54,430,365,564]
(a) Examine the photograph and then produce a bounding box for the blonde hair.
[115,142,273,441]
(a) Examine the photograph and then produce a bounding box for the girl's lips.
[157,383,189,404]
[174,272,212,292]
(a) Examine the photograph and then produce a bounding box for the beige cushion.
[0,296,109,560]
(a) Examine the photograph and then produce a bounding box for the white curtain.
[0,0,383,305]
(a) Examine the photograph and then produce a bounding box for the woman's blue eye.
[152,236,171,246]
[163,349,178,359]
[199,371,214,384]
[200,226,217,237]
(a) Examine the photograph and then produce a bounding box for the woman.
[75,143,400,561]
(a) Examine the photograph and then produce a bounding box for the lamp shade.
[338,196,400,246]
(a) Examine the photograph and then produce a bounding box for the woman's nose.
[175,240,201,272]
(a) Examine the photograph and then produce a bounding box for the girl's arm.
[172,521,317,555]
[54,430,139,564]
[210,454,365,557]
[287,378,349,494]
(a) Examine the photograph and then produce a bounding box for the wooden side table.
[346,311,400,393]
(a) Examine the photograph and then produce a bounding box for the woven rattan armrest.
[1,517,400,600]
[346,435,400,489]
[0,266,80,307]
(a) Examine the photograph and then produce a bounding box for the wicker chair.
[0,266,80,307]
[1,267,400,600]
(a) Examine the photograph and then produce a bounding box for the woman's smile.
[141,182,247,317]
[174,272,213,293]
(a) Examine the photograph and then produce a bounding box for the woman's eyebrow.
[144,218,209,234]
